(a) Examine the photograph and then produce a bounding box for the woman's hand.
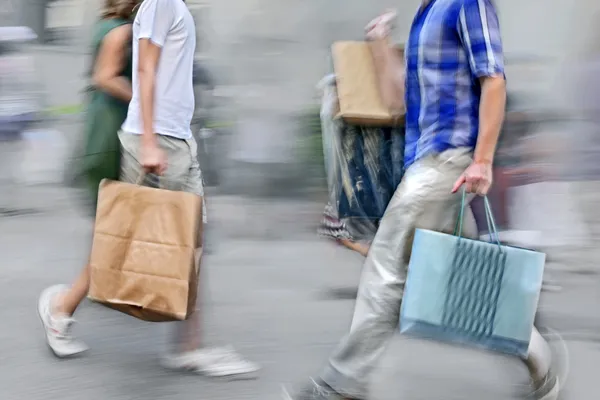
[365,10,397,40]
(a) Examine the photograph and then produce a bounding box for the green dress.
[80,18,132,213]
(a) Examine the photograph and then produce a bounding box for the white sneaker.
[38,285,89,358]
[162,346,260,377]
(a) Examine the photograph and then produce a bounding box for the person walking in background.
[318,203,371,257]
[38,0,259,378]
[79,0,137,213]
[37,0,138,359]
[286,1,559,399]
[317,68,405,259]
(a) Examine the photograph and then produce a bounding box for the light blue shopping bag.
[399,189,545,357]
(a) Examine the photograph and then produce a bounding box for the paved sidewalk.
[0,187,598,399]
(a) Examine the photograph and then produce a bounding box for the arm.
[476,75,506,164]
[138,38,161,148]
[452,0,506,194]
[136,0,174,173]
[92,24,132,102]
[461,0,506,163]
[137,0,173,146]
[366,10,405,117]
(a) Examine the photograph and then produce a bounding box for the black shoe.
[282,379,354,400]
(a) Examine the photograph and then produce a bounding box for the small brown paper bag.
[332,40,405,126]
[88,178,202,322]
[369,38,405,119]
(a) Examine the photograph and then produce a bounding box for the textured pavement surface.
[1,183,599,399]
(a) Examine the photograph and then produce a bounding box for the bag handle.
[453,187,501,247]
[136,173,146,185]
[135,172,162,187]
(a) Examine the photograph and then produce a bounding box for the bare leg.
[163,248,259,376]
[38,265,90,357]
[355,243,370,257]
[55,264,91,316]
[172,245,203,353]
[174,309,202,354]
[338,239,371,257]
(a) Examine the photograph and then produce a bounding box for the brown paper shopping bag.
[369,38,405,119]
[88,178,203,322]
[332,41,405,126]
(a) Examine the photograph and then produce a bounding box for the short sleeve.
[136,0,174,47]
[457,0,504,78]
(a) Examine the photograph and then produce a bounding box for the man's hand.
[452,162,493,195]
[141,142,167,175]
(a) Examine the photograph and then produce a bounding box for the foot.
[38,285,89,358]
[530,372,560,400]
[282,378,356,400]
[337,239,370,257]
[162,346,260,377]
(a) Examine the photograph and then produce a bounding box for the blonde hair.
[101,0,139,20]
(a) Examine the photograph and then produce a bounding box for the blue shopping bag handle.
[453,188,502,247]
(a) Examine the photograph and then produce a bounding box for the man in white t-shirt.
[38,0,259,378]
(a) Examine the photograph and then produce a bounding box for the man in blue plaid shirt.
[287,1,559,400]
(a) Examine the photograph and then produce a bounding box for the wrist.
[473,157,493,166]
[142,131,156,147]
[473,147,494,166]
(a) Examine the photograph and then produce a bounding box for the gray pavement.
[0,185,599,399]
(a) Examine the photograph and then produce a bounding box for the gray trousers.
[321,149,551,398]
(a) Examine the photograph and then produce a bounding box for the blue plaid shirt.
[404,0,504,168]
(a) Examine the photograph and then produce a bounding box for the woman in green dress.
[80,0,139,212]
[38,0,139,357]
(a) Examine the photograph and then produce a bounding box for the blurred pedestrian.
[38,0,259,378]
[285,1,559,400]
[318,203,371,257]
[77,0,137,212]
[42,2,138,354]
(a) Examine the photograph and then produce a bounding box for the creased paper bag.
[332,41,405,126]
[88,179,202,322]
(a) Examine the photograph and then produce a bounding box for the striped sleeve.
[457,0,504,78]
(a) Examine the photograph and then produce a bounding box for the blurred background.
[0,1,599,399]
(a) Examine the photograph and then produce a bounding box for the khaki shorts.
[118,130,207,223]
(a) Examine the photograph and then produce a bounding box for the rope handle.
[453,187,501,247]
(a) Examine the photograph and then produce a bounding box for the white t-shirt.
[121,0,196,139]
